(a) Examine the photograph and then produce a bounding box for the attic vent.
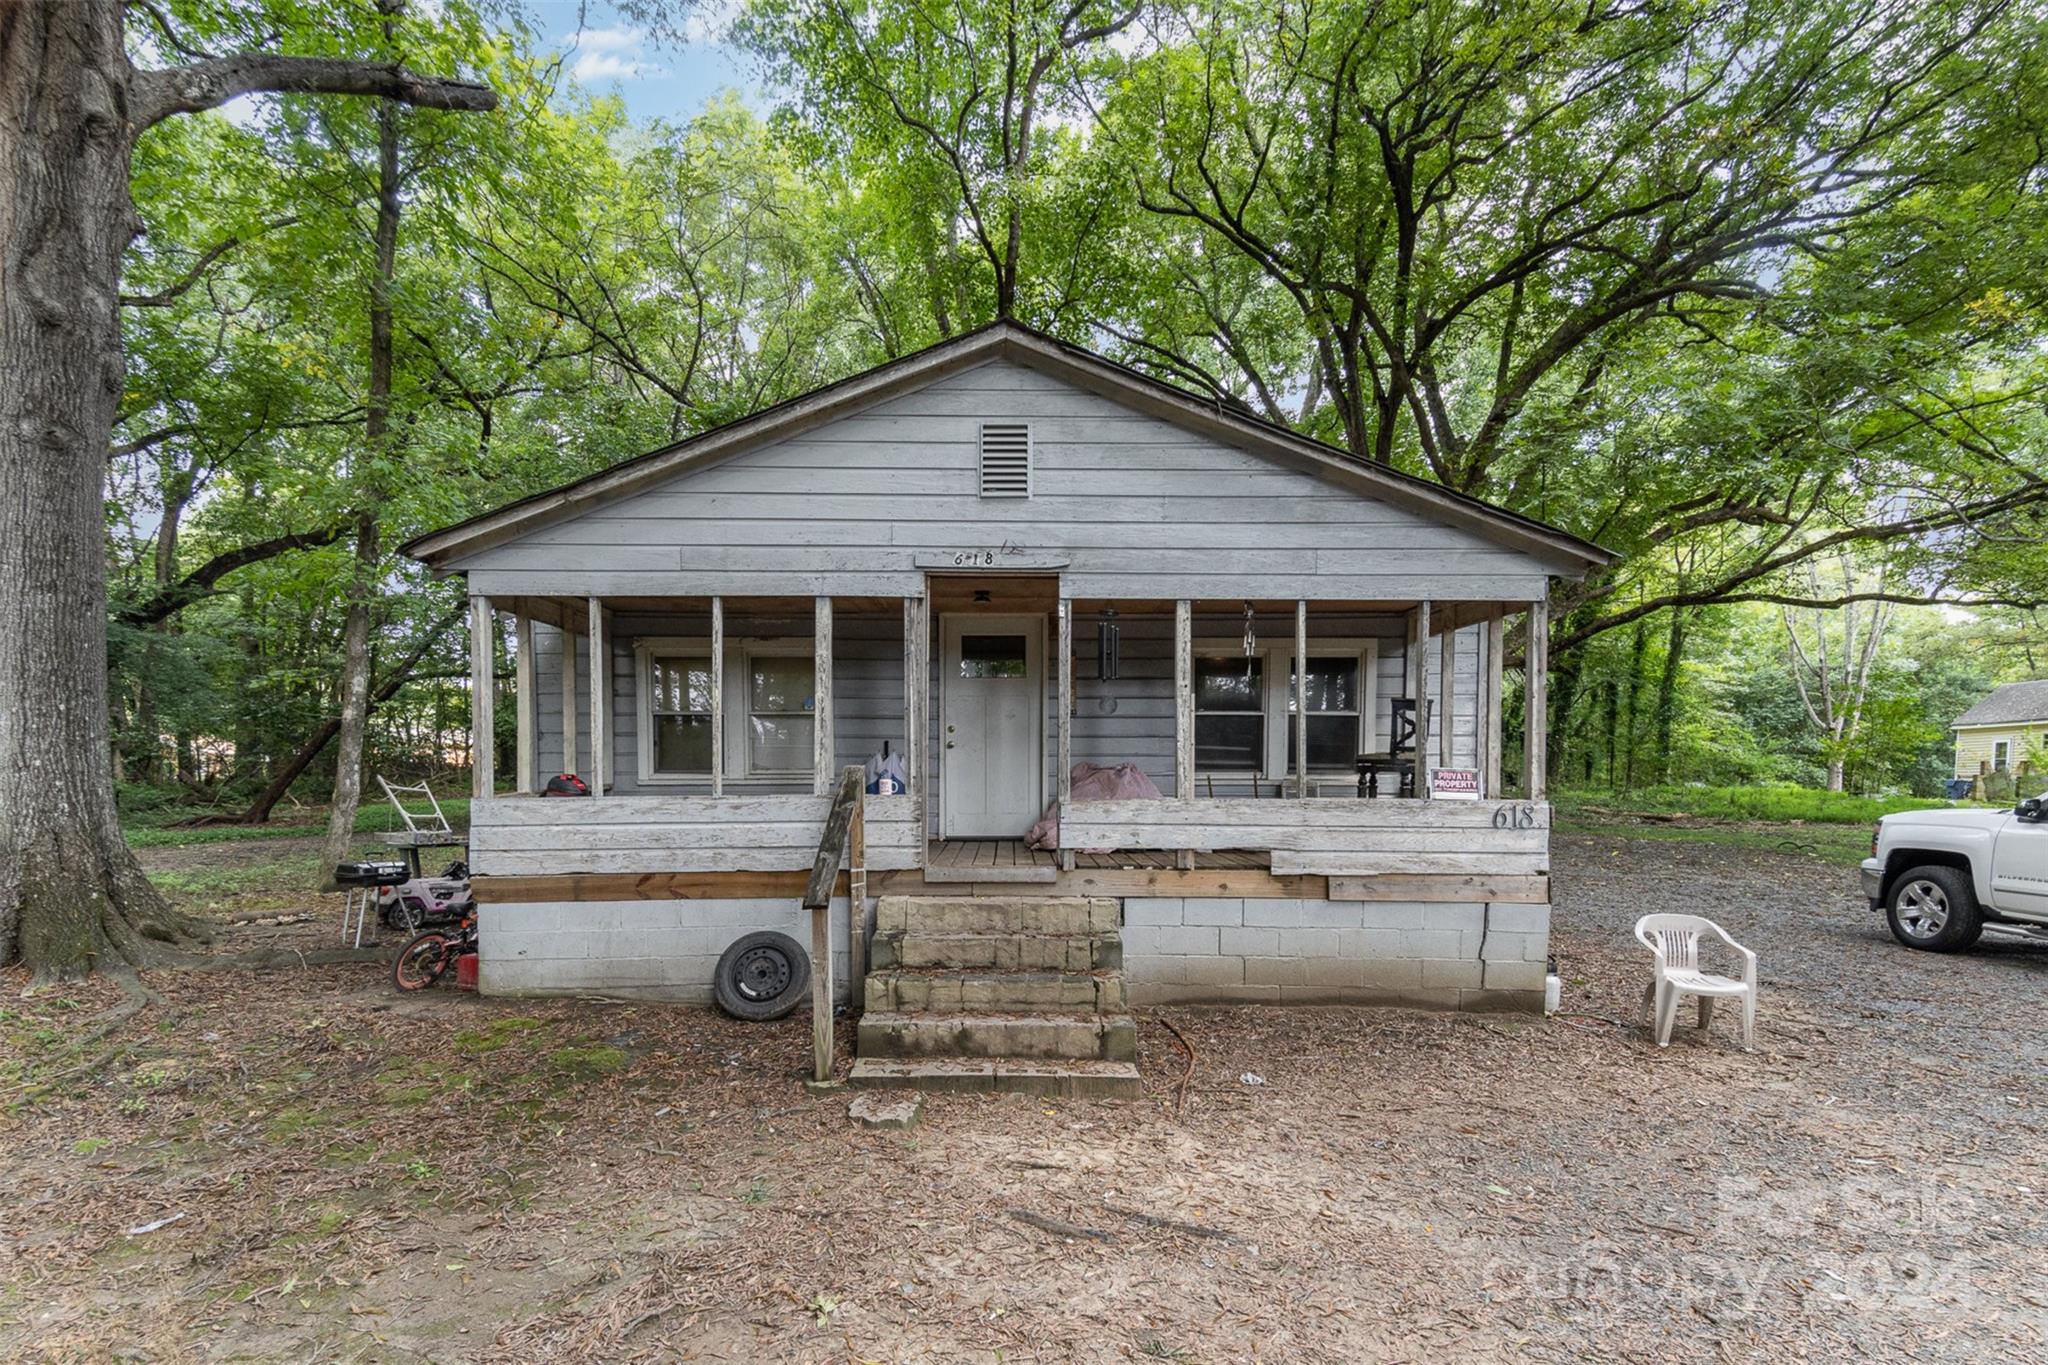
[979,422,1031,498]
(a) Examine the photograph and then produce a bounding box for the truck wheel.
[1885,865,1984,952]
[713,931,811,1021]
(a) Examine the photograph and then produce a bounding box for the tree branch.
[131,56,497,131]
[117,527,347,625]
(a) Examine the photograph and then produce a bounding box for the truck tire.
[1884,864,1984,952]
[713,931,811,1021]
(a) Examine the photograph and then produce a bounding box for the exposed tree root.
[24,967,170,1090]
[177,946,389,971]
[8,818,210,983]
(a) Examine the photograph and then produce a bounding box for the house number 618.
[951,549,997,567]
[1492,804,1538,830]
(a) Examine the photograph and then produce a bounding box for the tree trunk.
[1620,620,1648,791]
[317,73,401,884]
[0,1,193,977]
[1651,609,1689,784]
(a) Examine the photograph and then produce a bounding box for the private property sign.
[1431,768,1481,800]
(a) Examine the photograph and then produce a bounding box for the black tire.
[713,931,810,1021]
[1885,864,1984,952]
[393,930,457,991]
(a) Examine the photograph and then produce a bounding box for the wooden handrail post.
[848,787,868,1009]
[803,764,865,1084]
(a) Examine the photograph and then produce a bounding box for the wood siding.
[527,610,1486,825]
[449,359,1555,604]
[1062,798,1549,878]
[470,793,920,875]
[1955,723,2047,777]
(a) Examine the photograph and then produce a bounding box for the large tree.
[0,0,494,980]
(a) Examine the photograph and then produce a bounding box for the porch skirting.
[479,896,865,1004]
[1121,896,1548,1012]
[472,889,1548,1013]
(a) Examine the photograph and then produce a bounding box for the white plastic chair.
[1635,914,1757,1050]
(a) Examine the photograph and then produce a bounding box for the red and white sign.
[1430,768,1481,800]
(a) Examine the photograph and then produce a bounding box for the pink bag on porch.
[1024,762,1163,851]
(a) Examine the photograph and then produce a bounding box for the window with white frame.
[1994,739,2011,771]
[636,637,815,782]
[1194,639,1378,778]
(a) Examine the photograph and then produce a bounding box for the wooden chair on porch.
[1355,697,1419,798]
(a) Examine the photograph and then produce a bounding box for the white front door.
[940,613,1045,837]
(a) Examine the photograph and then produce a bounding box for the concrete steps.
[849,895,1140,1099]
[846,1057,1142,1099]
[865,968,1125,1014]
[857,1011,1138,1062]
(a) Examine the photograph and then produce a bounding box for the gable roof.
[1954,680,2048,728]
[402,320,1617,574]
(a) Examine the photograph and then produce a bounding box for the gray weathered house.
[405,322,1613,1092]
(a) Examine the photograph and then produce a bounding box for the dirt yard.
[4,834,2044,1363]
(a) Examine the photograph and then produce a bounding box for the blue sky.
[527,1,766,124]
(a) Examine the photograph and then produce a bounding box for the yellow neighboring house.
[1952,680,2048,780]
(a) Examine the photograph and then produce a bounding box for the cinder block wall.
[1122,897,1549,1012]
[481,897,867,1003]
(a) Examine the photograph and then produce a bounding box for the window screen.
[746,654,814,774]
[649,656,713,774]
[1286,656,1363,772]
[1195,655,1263,770]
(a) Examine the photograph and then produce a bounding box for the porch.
[462,577,1555,883]
[460,579,1557,1012]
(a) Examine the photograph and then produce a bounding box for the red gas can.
[455,953,480,992]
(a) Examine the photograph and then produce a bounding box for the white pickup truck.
[1862,796,2048,950]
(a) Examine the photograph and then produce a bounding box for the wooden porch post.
[1295,599,1308,799]
[513,611,537,794]
[1057,595,1075,871]
[814,596,834,796]
[586,596,605,796]
[1525,599,1550,799]
[1411,599,1431,792]
[1439,626,1456,769]
[710,596,724,797]
[1174,599,1194,869]
[903,594,927,833]
[1484,614,1505,798]
[470,594,494,800]
[1174,600,1193,797]
[558,618,578,777]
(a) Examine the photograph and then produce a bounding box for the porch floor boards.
[926,840,1269,872]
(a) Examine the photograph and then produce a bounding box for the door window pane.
[958,635,1028,678]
